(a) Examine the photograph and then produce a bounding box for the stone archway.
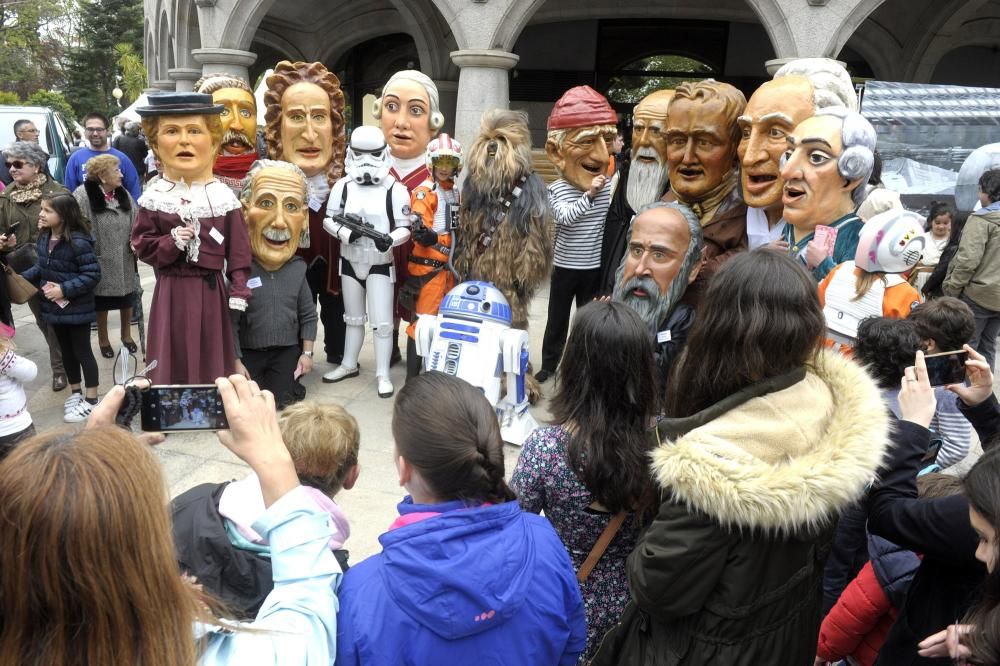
[745,0,887,59]
[904,0,993,81]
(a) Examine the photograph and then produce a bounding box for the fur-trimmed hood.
[83,179,131,214]
[652,349,890,533]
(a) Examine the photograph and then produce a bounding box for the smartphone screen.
[140,385,229,432]
[924,350,968,387]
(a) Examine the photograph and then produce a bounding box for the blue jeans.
[962,293,1000,371]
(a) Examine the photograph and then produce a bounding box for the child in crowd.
[855,316,973,469]
[0,322,36,459]
[819,207,924,354]
[20,193,100,422]
[908,202,954,293]
[171,401,359,619]
[336,372,587,665]
[512,301,658,663]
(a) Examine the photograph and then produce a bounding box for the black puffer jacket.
[868,396,1000,665]
[592,351,890,665]
[20,230,100,325]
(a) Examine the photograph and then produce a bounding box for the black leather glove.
[347,229,362,244]
[374,235,393,253]
[413,225,439,247]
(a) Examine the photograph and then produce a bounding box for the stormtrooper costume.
[322,126,411,397]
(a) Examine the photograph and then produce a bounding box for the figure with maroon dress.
[131,92,252,384]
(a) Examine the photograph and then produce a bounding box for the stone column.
[150,79,176,92]
[191,47,257,82]
[450,49,519,149]
[168,67,203,93]
[433,79,459,137]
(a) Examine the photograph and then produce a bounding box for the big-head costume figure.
[600,89,674,292]
[322,126,411,399]
[665,80,747,306]
[612,201,704,386]
[780,106,877,281]
[130,92,253,384]
[264,61,347,363]
[233,159,317,407]
[538,85,618,381]
[738,58,857,248]
[372,70,444,359]
[195,73,260,194]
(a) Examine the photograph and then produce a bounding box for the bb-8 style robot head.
[855,208,927,274]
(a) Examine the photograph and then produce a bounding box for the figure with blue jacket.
[336,372,588,665]
[21,193,101,422]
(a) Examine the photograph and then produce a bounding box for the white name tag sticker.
[247,276,263,289]
[209,227,225,244]
[656,329,672,344]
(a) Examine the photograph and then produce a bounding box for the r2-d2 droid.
[414,281,537,445]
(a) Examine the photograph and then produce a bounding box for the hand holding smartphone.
[923,350,969,387]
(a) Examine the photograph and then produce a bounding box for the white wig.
[372,70,444,130]
[815,106,877,207]
[774,58,859,113]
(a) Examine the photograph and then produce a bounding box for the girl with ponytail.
[335,372,587,665]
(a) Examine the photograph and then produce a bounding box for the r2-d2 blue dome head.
[439,281,512,326]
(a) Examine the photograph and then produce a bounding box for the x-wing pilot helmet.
[855,208,927,274]
[345,125,393,185]
[426,133,463,175]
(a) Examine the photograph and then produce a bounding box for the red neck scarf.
[213,152,257,181]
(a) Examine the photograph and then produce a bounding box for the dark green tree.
[26,90,77,122]
[63,0,143,118]
[0,0,75,99]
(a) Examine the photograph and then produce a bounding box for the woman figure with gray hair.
[73,153,139,358]
[0,141,69,390]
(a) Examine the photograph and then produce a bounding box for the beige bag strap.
[577,511,627,583]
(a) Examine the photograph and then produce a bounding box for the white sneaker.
[322,365,360,384]
[64,393,84,414]
[377,376,394,399]
[64,399,94,423]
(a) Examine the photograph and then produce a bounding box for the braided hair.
[392,372,515,505]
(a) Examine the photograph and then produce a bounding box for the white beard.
[627,148,668,212]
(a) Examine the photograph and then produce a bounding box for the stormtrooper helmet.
[345,125,392,185]
[855,208,927,274]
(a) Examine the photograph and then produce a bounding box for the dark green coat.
[592,352,890,665]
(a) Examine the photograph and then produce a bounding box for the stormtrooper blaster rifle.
[328,212,394,253]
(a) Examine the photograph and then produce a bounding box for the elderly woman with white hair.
[73,152,139,358]
[0,141,70,390]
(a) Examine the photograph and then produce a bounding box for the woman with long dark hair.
[511,300,657,662]
[593,249,891,664]
[336,372,587,665]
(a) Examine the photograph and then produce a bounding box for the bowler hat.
[136,92,224,117]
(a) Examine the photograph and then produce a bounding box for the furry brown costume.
[453,109,552,330]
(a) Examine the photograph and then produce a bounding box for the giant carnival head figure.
[738,58,857,210]
[195,73,257,156]
[780,107,876,234]
[465,109,535,194]
[612,201,704,330]
[138,92,224,184]
[544,85,618,192]
[373,70,443,163]
[239,159,309,272]
[628,89,674,212]
[665,80,746,205]
[264,61,346,185]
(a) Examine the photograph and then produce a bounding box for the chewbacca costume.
[452,110,553,331]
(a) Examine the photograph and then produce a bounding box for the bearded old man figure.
[599,89,673,293]
[612,201,703,385]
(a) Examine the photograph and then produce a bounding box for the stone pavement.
[15,263,555,563]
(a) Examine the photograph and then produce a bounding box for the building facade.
[145,0,1000,147]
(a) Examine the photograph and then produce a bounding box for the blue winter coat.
[21,230,100,325]
[335,498,587,665]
